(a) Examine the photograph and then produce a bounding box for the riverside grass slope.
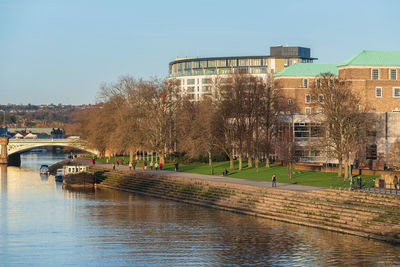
[94,156,376,188]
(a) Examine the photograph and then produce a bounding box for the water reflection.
[0,164,7,193]
[1,152,400,266]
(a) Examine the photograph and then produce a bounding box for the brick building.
[273,50,400,165]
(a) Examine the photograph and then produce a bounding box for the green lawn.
[87,155,376,189]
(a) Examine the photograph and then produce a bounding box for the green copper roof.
[338,50,400,66]
[274,63,338,77]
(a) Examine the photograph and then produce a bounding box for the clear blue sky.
[1,0,399,105]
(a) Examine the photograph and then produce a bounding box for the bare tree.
[139,78,181,164]
[177,98,219,174]
[310,73,370,179]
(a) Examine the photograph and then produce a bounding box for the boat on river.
[39,165,50,174]
[55,169,63,182]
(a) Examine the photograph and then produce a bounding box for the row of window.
[371,69,397,80]
[289,87,400,106]
[171,58,268,73]
[186,86,211,92]
[171,67,268,77]
[302,78,333,88]
[375,87,400,98]
[185,78,213,85]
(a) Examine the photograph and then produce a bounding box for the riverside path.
[74,159,322,192]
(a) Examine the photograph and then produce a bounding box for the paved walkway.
[73,159,323,192]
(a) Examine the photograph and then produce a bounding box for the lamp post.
[348,151,352,180]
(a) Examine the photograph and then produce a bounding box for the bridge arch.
[4,138,98,165]
[8,142,97,156]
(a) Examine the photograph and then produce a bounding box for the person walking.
[150,161,154,170]
[129,161,132,170]
[174,162,179,172]
[159,162,163,170]
[116,159,120,167]
[113,163,115,170]
[133,161,136,170]
[90,158,93,165]
[93,158,96,165]
[272,174,277,187]
[155,162,159,170]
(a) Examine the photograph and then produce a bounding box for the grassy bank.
[85,155,377,188]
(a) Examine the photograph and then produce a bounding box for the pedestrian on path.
[113,163,115,170]
[174,162,179,172]
[116,159,120,167]
[159,162,163,170]
[155,162,159,170]
[129,161,132,170]
[150,161,154,170]
[272,174,277,187]
[133,161,136,170]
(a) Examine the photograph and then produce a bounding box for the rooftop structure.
[274,63,338,77]
[338,50,400,67]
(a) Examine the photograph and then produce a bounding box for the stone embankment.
[91,166,400,244]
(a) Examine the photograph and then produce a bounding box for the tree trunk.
[129,151,134,163]
[344,153,349,181]
[338,158,343,177]
[265,157,270,168]
[238,155,242,171]
[229,155,234,170]
[248,155,253,168]
[255,155,259,171]
[287,162,292,180]
[208,151,213,175]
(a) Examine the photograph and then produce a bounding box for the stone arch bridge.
[0,137,98,165]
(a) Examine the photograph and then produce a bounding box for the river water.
[1,152,400,266]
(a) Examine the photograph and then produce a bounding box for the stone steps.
[94,169,400,240]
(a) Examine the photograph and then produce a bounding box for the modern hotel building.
[168,46,316,101]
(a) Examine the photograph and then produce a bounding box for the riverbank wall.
[92,167,400,244]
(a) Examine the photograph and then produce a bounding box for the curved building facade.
[169,45,317,101]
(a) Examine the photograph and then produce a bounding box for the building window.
[318,94,324,103]
[375,87,382,98]
[371,69,379,80]
[288,99,292,105]
[202,86,211,92]
[393,87,400,98]
[187,79,195,85]
[328,79,333,88]
[390,69,397,80]
[305,94,311,104]
[303,79,308,88]
[202,78,212,84]
[305,107,311,114]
